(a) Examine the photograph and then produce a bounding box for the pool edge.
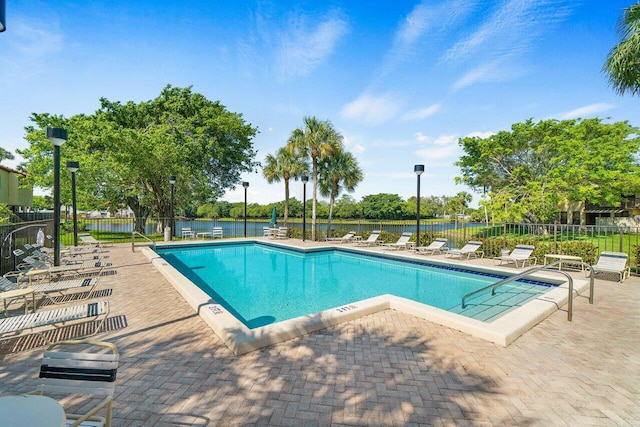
[142,242,588,355]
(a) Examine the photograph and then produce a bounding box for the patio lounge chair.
[414,238,449,255]
[180,227,195,239]
[445,241,484,260]
[0,301,109,343]
[355,230,381,246]
[263,226,275,237]
[0,275,100,314]
[493,244,536,268]
[46,235,105,253]
[212,227,224,239]
[33,339,119,427]
[24,244,102,265]
[273,227,288,239]
[326,231,356,243]
[591,251,631,282]
[381,232,413,251]
[13,251,109,281]
[79,233,114,247]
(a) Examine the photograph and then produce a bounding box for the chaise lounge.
[591,251,631,282]
[493,244,536,268]
[414,238,449,255]
[445,241,484,260]
[0,301,110,343]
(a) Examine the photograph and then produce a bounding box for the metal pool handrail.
[132,231,155,252]
[461,261,595,321]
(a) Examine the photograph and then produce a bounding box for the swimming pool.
[146,240,587,355]
[158,242,555,328]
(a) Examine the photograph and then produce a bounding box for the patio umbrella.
[271,207,277,227]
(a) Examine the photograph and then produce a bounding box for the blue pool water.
[157,242,556,328]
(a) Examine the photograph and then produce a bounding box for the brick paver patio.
[1,242,638,426]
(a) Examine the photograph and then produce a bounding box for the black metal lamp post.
[301,175,309,241]
[47,127,67,266]
[169,176,176,240]
[242,182,249,237]
[66,161,79,246]
[414,164,425,248]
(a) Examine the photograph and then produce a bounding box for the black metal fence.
[3,217,640,275]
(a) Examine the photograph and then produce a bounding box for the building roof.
[0,164,26,177]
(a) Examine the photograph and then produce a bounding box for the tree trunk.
[284,179,290,227]
[312,159,318,241]
[126,195,151,234]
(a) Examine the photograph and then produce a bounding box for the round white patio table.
[0,394,66,427]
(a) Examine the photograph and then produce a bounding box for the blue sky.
[1,1,639,207]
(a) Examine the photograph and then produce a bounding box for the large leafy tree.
[604,2,640,95]
[456,118,640,223]
[288,116,343,240]
[18,85,258,232]
[262,146,309,226]
[318,150,363,236]
[360,193,407,220]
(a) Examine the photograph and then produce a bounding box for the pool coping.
[142,239,590,355]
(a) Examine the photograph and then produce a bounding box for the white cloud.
[557,103,615,120]
[276,10,349,79]
[415,144,460,161]
[341,92,402,125]
[402,103,441,121]
[1,16,64,79]
[433,134,458,145]
[341,132,366,153]
[465,131,495,138]
[444,0,573,90]
[414,132,430,142]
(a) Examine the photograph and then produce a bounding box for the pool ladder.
[461,261,594,321]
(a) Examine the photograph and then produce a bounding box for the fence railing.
[4,216,640,275]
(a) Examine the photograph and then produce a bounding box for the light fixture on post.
[66,161,79,246]
[301,175,309,242]
[47,127,67,266]
[0,0,6,32]
[169,176,176,240]
[242,182,249,237]
[414,164,425,248]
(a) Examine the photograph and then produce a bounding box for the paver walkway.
[1,242,638,426]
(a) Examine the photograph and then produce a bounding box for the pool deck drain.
[1,241,638,426]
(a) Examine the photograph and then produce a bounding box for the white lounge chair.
[591,251,631,282]
[326,231,356,243]
[274,227,288,239]
[79,233,112,247]
[0,276,100,314]
[212,227,224,239]
[445,241,484,260]
[414,238,449,255]
[263,226,275,237]
[382,232,413,251]
[355,230,381,246]
[24,244,102,265]
[493,244,536,268]
[33,339,119,427]
[13,252,109,282]
[180,227,195,239]
[0,301,109,343]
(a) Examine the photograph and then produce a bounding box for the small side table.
[1,288,35,316]
[0,394,66,427]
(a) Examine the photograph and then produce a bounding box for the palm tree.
[604,3,640,95]
[288,116,343,240]
[318,150,363,236]
[262,146,309,226]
